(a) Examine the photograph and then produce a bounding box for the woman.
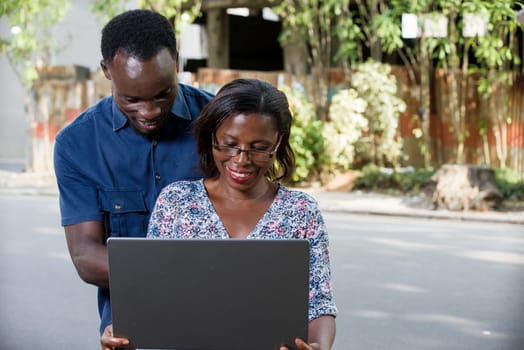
[102,78,337,350]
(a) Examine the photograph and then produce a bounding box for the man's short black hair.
[101,9,178,62]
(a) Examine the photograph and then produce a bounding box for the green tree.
[282,85,326,183]
[351,61,406,167]
[374,0,521,168]
[472,1,521,169]
[423,0,521,165]
[374,0,439,168]
[350,0,388,62]
[323,88,368,171]
[272,0,349,121]
[138,0,201,36]
[0,0,70,171]
[90,0,128,23]
[428,0,473,164]
[331,0,437,167]
[90,0,202,37]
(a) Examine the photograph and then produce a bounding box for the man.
[53,9,213,335]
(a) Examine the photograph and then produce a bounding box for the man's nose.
[137,101,161,118]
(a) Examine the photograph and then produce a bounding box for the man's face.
[102,48,178,135]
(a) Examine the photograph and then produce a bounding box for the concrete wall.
[0,55,26,170]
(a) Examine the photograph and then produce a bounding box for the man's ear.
[100,60,111,80]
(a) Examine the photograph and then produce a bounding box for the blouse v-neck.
[201,179,280,239]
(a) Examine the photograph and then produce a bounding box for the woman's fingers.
[295,337,321,350]
[279,338,320,350]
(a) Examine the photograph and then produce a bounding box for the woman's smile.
[227,166,255,183]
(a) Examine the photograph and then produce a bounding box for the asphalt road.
[0,195,100,349]
[327,212,524,350]
[1,195,523,350]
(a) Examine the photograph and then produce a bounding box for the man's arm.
[64,221,109,288]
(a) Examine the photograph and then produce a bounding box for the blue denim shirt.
[54,83,213,333]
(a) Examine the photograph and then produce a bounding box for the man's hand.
[100,324,130,350]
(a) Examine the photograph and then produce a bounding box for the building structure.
[0,0,290,170]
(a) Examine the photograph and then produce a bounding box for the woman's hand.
[281,315,336,350]
[100,324,130,350]
[280,338,321,350]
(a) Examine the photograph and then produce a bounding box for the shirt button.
[114,203,122,210]
[152,140,158,147]
[155,174,161,181]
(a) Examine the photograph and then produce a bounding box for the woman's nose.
[232,149,251,163]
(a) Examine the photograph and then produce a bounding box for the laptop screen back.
[107,238,310,350]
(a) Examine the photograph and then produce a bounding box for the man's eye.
[154,93,169,101]
[155,88,173,100]
[125,98,139,103]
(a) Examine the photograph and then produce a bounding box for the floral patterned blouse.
[147,179,338,321]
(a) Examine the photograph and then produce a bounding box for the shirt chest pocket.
[99,189,148,238]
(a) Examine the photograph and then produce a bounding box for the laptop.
[107,237,310,350]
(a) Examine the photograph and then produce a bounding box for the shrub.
[350,61,406,167]
[323,88,368,172]
[495,167,524,200]
[281,85,326,184]
[320,61,407,179]
[354,164,436,195]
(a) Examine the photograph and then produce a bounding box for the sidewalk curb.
[1,171,523,225]
[305,190,524,225]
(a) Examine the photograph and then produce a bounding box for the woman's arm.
[280,315,336,350]
[305,315,336,349]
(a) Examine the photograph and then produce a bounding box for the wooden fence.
[197,67,524,172]
[33,65,524,173]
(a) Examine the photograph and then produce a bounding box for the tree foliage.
[90,0,129,23]
[90,0,202,36]
[272,0,349,120]
[348,0,523,167]
[138,0,202,36]
[323,88,367,171]
[1,0,70,172]
[324,61,405,171]
[350,61,406,167]
[282,85,326,183]
[1,0,70,85]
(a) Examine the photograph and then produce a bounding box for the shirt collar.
[112,102,127,131]
[111,84,192,132]
[170,84,192,121]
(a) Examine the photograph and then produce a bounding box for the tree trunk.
[206,8,229,69]
[427,164,503,211]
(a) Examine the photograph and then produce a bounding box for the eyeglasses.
[212,135,281,163]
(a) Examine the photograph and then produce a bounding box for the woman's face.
[102,48,178,136]
[212,113,280,192]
